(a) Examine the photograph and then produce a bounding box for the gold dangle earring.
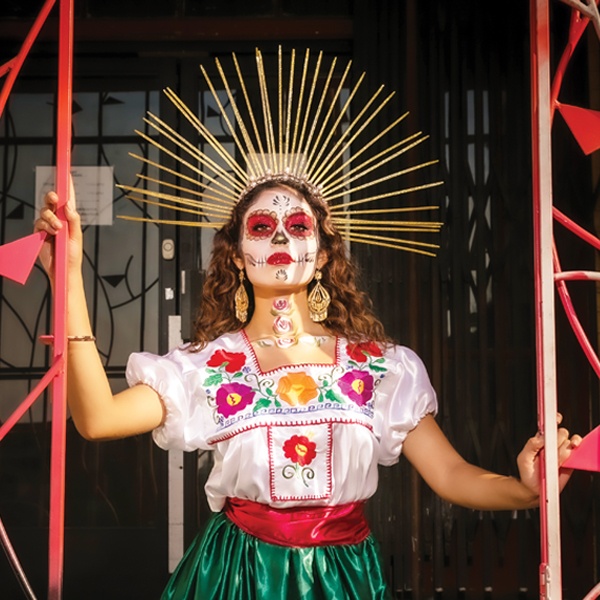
[307,269,331,322]
[235,270,249,323]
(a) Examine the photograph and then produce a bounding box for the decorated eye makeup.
[284,209,314,239]
[246,211,278,240]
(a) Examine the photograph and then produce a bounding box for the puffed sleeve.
[126,348,213,452]
[374,346,438,466]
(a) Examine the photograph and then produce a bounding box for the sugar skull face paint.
[238,186,320,290]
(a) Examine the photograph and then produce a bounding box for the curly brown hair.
[192,180,390,348]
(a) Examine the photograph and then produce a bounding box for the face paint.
[239,187,319,290]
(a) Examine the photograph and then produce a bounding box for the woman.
[36,176,580,600]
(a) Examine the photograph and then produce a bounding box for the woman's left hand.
[517,413,582,497]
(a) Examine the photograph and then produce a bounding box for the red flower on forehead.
[346,341,383,363]
[207,349,246,373]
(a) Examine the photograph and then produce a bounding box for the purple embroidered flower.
[215,382,255,418]
[337,370,374,406]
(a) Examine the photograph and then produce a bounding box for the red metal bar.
[553,247,600,379]
[47,0,74,597]
[0,358,64,443]
[0,0,56,117]
[530,1,563,598]
[553,206,600,251]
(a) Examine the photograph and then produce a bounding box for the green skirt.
[160,512,392,600]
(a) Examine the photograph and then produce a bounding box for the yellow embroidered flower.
[276,372,319,406]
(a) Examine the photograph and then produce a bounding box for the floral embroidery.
[203,336,391,427]
[283,434,317,466]
[276,372,319,406]
[207,349,247,373]
[347,341,383,363]
[282,434,317,486]
[215,383,255,418]
[337,370,374,406]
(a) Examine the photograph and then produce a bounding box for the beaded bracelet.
[67,335,96,342]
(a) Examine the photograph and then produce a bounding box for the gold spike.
[331,205,440,215]
[302,60,355,176]
[298,56,338,176]
[278,46,283,173]
[133,129,241,203]
[317,115,413,190]
[163,88,248,183]
[143,113,241,193]
[118,185,234,217]
[126,154,237,205]
[343,235,439,256]
[231,53,269,175]
[118,215,226,229]
[345,231,439,249]
[122,194,228,221]
[291,51,323,174]
[283,48,296,165]
[213,57,262,180]
[326,162,441,204]
[323,136,432,196]
[255,48,277,172]
[128,176,235,214]
[332,218,442,228]
[305,72,368,181]
[199,64,255,179]
[311,87,394,185]
[289,48,311,165]
[330,180,444,210]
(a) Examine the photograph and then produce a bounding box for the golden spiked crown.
[118,47,443,256]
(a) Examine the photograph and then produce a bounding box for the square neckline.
[239,329,341,376]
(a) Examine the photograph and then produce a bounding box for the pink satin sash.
[224,497,371,547]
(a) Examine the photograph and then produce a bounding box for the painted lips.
[267,253,294,266]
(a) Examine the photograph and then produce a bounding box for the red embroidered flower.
[283,435,317,467]
[207,349,247,373]
[338,370,374,406]
[346,341,383,363]
[215,382,254,418]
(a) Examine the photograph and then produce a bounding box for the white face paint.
[238,186,319,291]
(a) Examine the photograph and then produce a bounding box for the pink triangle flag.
[557,102,600,155]
[561,423,600,473]
[0,231,46,285]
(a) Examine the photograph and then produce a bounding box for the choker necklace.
[253,334,332,349]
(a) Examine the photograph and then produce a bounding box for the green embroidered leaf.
[203,373,224,387]
[348,360,359,368]
[264,386,274,396]
[253,398,272,412]
[373,358,386,364]
[369,364,387,373]
[274,399,281,408]
[232,371,243,379]
[325,388,343,403]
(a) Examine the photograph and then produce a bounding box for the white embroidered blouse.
[126,332,437,513]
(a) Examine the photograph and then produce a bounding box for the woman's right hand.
[34,182,83,282]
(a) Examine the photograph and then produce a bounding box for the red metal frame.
[531,1,600,599]
[0,0,73,598]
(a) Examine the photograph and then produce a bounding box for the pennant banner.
[557,102,600,155]
[0,231,46,285]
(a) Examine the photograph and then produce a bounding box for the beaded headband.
[118,48,443,256]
